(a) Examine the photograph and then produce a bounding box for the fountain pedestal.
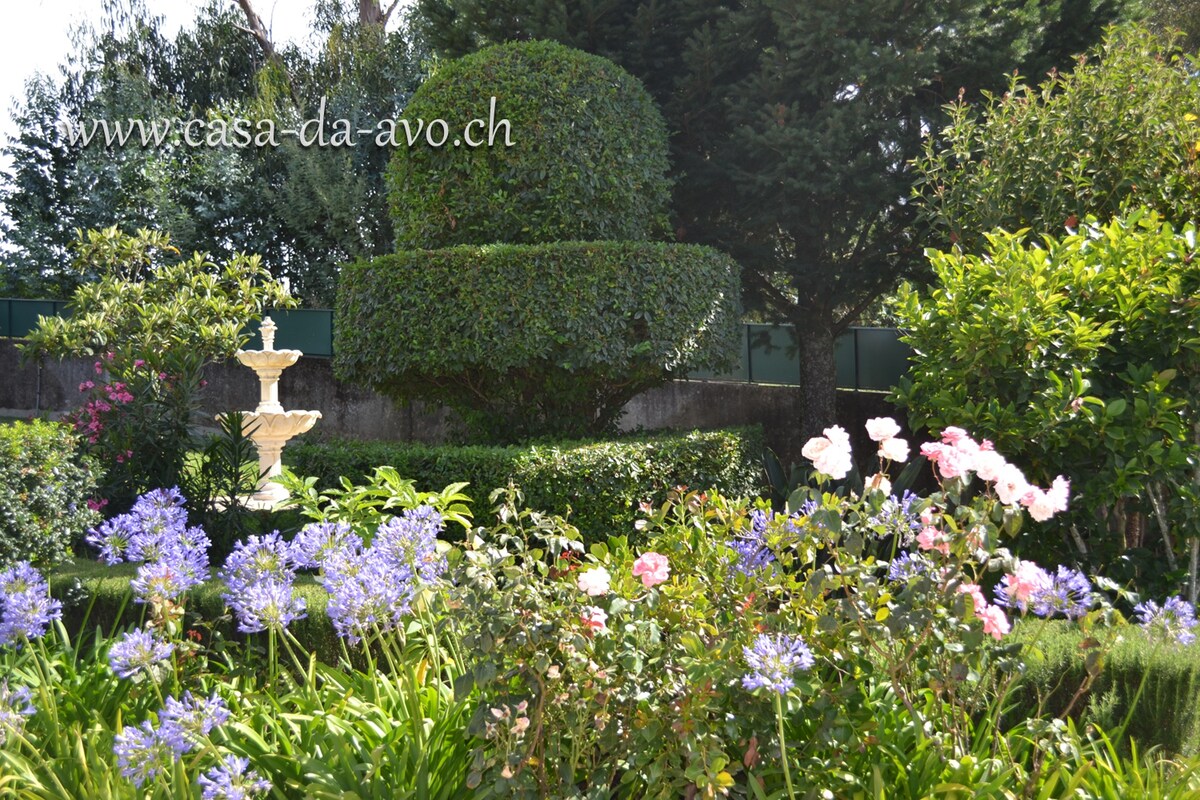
[219,317,321,509]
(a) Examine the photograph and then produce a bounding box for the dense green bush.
[335,241,742,440]
[387,39,671,248]
[895,212,1200,580]
[1011,621,1200,756]
[914,26,1200,252]
[0,420,101,567]
[283,427,764,539]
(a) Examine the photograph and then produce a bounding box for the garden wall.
[0,341,900,461]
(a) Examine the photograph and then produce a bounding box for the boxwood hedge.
[283,427,764,540]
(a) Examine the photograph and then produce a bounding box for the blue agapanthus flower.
[198,754,271,800]
[228,578,307,634]
[869,491,922,544]
[289,521,360,570]
[0,562,61,646]
[1031,566,1094,620]
[113,720,172,788]
[108,628,174,679]
[742,633,815,695]
[1135,596,1198,646]
[886,551,930,582]
[0,681,34,746]
[158,691,230,755]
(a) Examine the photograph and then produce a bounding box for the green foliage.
[895,212,1200,575]
[180,412,267,561]
[283,427,765,540]
[335,241,742,440]
[914,25,1200,252]
[415,0,1138,437]
[22,227,292,507]
[388,39,671,249]
[0,420,101,568]
[1012,620,1200,757]
[0,0,428,305]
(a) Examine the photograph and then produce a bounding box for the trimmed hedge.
[334,241,743,441]
[387,40,671,249]
[0,420,102,568]
[284,427,764,540]
[1010,621,1200,756]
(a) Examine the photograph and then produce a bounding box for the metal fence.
[0,299,910,391]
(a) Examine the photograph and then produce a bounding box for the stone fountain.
[221,317,321,509]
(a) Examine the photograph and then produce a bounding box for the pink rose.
[940,426,969,445]
[1047,476,1070,514]
[957,583,988,614]
[581,606,607,631]
[865,417,901,442]
[576,567,611,596]
[802,425,853,480]
[994,464,1030,506]
[973,450,1007,483]
[632,552,670,588]
[917,526,950,556]
[979,605,1011,640]
[1005,560,1051,606]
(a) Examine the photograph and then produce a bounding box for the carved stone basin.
[237,409,321,441]
[235,349,302,371]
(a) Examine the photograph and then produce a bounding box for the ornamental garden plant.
[5,420,1200,797]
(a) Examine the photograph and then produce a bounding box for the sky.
[0,0,319,153]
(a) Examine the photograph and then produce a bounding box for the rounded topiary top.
[387,40,672,249]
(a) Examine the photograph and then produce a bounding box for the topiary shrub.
[0,420,102,567]
[387,39,672,249]
[336,241,741,441]
[283,427,765,540]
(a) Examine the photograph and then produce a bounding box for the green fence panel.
[242,309,335,357]
[854,327,910,391]
[834,332,857,388]
[747,323,800,385]
[8,300,60,339]
[688,325,749,382]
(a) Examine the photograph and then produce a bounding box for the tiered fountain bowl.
[219,317,321,509]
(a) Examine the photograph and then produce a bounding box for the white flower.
[867,473,892,495]
[865,417,901,442]
[994,464,1030,506]
[973,450,1007,483]
[802,426,853,480]
[878,436,909,463]
[576,567,611,596]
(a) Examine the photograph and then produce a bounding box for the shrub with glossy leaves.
[0,419,101,568]
[335,241,741,440]
[387,39,671,249]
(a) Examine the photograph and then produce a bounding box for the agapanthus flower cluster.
[220,532,306,634]
[198,754,272,800]
[869,491,922,544]
[86,487,210,605]
[108,628,175,680]
[289,521,360,570]
[113,692,231,788]
[994,561,1093,620]
[729,509,799,576]
[310,506,447,644]
[1134,596,1198,646]
[886,551,931,582]
[742,633,815,695]
[0,681,35,746]
[919,427,1070,522]
[0,562,61,646]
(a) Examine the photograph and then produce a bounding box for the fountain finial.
[260,316,277,351]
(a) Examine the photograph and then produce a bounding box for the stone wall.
[0,341,903,463]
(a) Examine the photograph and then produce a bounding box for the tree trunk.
[796,320,838,444]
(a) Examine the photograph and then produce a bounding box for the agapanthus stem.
[774,693,795,800]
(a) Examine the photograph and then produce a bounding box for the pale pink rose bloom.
[919,441,946,463]
[973,450,1007,482]
[917,526,950,556]
[1007,560,1052,605]
[632,552,670,588]
[512,717,531,735]
[980,439,995,451]
[979,605,1011,639]
[1047,476,1070,513]
[878,436,909,463]
[994,463,1030,505]
[935,446,971,479]
[957,583,988,614]
[577,567,611,596]
[941,426,969,445]
[1022,487,1059,522]
[866,417,902,442]
[803,427,853,479]
[867,473,892,495]
[919,508,936,526]
[581,606,608,631]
